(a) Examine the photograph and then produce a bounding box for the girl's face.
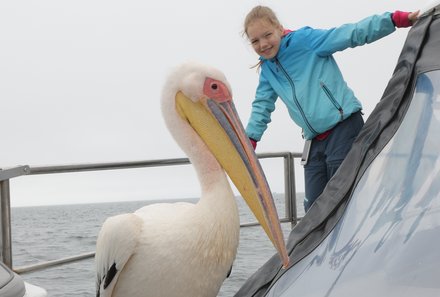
[247,18,284,60]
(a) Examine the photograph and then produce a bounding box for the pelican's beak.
[175,80,289,268]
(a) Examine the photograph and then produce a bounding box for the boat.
[0,261,25,297]
[1,1,440,296]
[235,2,440,297]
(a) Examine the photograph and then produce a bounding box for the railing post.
[284,153,298,228]
[0,179,13,268]
[0,166,27,269]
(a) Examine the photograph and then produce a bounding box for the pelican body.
[95,62,289,297]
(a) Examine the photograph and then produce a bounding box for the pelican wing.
[95,214,143,296]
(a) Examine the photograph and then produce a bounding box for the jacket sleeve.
[305,12,396,56]
[245,72,278,141]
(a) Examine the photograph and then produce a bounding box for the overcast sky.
[1,0,421,207]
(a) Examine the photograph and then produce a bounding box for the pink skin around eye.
[203,78,231,102]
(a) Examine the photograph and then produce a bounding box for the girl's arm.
[246,73,278,142]
[306,11,417,56]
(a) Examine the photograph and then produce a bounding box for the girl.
[244,6,419,212]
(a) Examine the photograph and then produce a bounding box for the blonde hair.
[243,6,282,38]
[243,6,282,69]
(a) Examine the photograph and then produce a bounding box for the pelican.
[95,62,289,297]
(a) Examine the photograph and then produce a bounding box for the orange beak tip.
[282,256,290,269]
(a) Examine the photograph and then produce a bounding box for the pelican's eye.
[203,77,231,102]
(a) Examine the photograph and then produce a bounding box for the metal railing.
[0,151,302,274]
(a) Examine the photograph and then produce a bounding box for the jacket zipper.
[275,58,318,135]
[320,82,344,121]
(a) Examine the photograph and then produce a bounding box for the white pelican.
[95,62,289,297]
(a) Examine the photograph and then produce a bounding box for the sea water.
[11,193,304,296]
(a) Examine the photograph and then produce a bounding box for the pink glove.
[392,10,412,28]
[249,138,257,150]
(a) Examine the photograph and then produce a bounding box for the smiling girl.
[243,6,419,212]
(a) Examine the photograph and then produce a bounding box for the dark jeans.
[303,111,364,212]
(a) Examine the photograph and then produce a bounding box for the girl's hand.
[408,10,420,23]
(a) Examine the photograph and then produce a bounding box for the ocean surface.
[11,193,305,296]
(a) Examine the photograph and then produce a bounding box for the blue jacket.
[246,12,396,140]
